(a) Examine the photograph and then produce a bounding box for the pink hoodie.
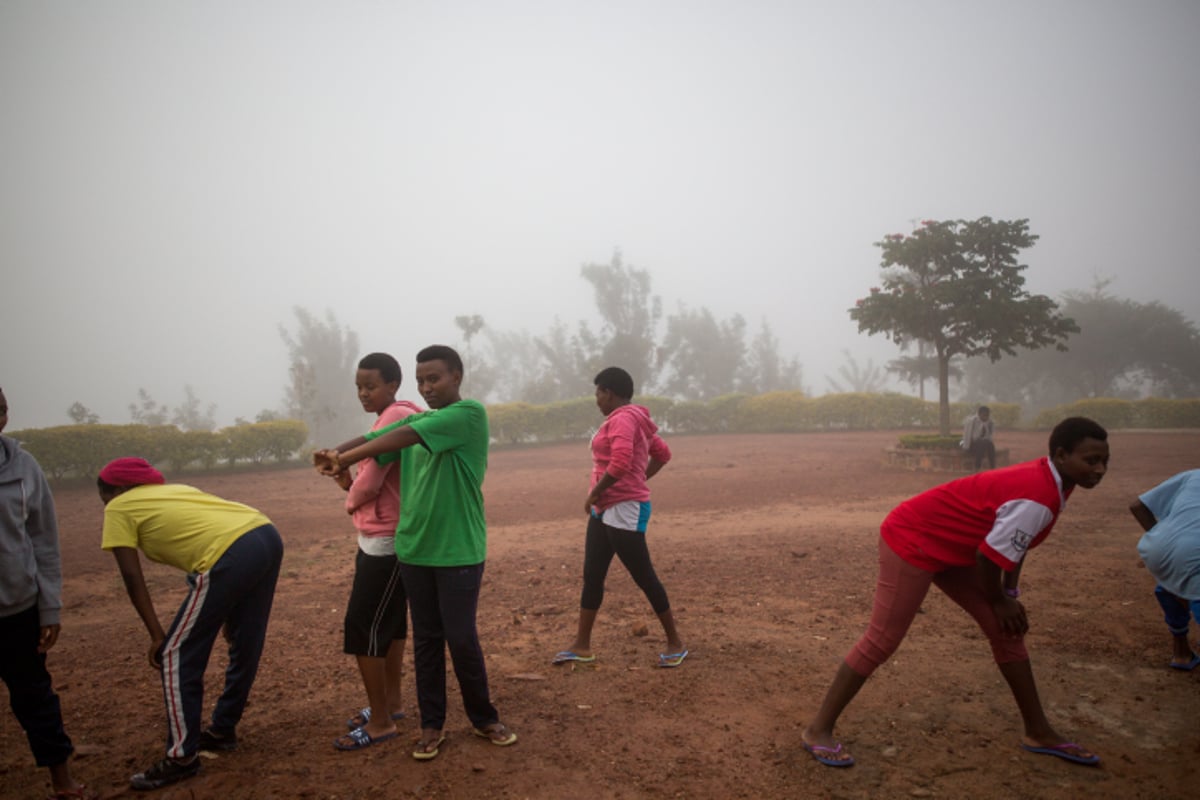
[590,403,671,511]
[346,400,423,537]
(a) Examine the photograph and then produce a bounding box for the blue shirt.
[1138,469,1200,600]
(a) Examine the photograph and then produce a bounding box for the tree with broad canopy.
[850,217,1076,435]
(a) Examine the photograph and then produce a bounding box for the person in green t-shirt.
[314,345,515,761]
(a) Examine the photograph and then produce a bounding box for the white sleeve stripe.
[984,499,1054,564]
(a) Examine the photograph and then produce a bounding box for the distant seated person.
[962,406,996,471]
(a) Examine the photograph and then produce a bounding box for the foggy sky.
[3,1,1198,430]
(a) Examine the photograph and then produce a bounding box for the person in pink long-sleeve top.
[327,353,423,751]
[553,367,687,669]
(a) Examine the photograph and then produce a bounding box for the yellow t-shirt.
[101,484,271,573]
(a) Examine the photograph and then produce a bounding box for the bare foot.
[362,721,398,741]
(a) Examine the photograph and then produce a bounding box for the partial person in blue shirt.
[1130,469,1200,671]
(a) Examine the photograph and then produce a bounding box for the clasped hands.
[313,449,344,476]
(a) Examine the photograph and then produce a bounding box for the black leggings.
[580,514,671,614]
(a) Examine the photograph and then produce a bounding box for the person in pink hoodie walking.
[553,367,687,668]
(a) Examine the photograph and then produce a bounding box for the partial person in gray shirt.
[0,386,96,799]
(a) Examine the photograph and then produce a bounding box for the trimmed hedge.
[483,393,1031,442]
[1033,398,1200,430]
[14,396,1196,477]
[663,394,747,434]
[9,420,309,481]
[487,402,542,445]
[736,391,809,432]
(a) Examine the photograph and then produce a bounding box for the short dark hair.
[416,345,463,375]
[358,352,402,385]
[977,405,990,415]
[594,366,634,400]
[1048,416,1107,456]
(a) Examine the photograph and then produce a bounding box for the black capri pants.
[580,513,671,614]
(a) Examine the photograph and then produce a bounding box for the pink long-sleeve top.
[589,403,671,511]
[346,400,423,536]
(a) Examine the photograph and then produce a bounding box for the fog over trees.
[50,244,1200,446]
[451,252,806,406]
[248,252,811,444]
[826,351,888,395]
[960,282,1200,411]
[279,308,363,445]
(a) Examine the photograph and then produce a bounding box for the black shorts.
[343,549,408,657]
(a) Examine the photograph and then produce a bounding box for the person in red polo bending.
[802,417,1110,769]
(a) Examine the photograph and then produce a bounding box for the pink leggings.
[845,536,1029,677]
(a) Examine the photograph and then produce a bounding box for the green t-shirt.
[365,399,489,566]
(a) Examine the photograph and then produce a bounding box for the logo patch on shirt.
[1010,528,1032,553]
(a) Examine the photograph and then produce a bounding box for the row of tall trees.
[278,226,1198,443]
[63,224,1193,448]
[455,252,804,404]
[266,253,805,442]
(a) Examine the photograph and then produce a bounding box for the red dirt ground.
[3,430,1199,800]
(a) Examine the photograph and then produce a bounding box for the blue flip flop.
[334,727,398,751]
[552,650,596,664]
[658,649,689,668]
[803,741,855,767]
[1020,742,1100,766]
[1169,653,1200,671]
[346,707,406,730]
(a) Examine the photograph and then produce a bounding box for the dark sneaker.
[198,727,238,752]
[130,756,200,790]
